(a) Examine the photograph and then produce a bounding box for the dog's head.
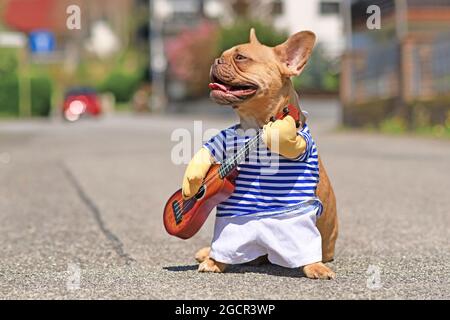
[209,29,316,107]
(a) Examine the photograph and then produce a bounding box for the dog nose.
[215,57,225,65]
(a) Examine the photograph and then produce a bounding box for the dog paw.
[302,262,336,280]
[198,258,227,273]
[195,247,211,263]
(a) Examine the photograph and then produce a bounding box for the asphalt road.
[0,99,449,299]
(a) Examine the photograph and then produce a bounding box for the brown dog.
[193,29,338,279]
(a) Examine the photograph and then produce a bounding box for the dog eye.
[235,54,247,61]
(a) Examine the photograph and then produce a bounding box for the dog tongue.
[209,82,228,92]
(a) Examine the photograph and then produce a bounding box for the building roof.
[3,0,65,33]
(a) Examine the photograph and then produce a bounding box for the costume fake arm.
[262,115,307,159]
[182,147,214,199]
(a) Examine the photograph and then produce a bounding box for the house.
[341,0,450,128]
[201,0,345,57]
[273,0,344,57]
[2,0,134,59]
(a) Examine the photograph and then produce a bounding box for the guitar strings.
[176,131,262,215]
[177,132,261,213]
[190,130,261,189]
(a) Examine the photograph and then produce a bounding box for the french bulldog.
[183,29,338,279]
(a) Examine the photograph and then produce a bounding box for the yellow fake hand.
[262,115,306,159]
[182,147,214,199]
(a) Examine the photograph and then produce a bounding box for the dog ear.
[274,31,316,77]
[249,28,261,45]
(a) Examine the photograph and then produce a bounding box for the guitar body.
[163,164,237,239]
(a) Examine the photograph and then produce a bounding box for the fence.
[341,32,450,126]
[343,33,450,103]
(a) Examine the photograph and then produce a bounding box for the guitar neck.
[218,131,261,179]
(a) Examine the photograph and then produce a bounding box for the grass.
[0,111,19,119]
[114,102,132,112]
[379,118,408,135]
[414,125,450,139]
[377,117,450,139]
[337,121,450,140]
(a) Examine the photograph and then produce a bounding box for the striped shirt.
[203,123,322,218]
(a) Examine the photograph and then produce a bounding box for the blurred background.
[0,0,449,135]
[0,0,342,122]
[0,0,449,299]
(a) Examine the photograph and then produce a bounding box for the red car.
[63,87,102,121]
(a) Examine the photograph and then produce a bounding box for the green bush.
[98,70,143,103]
[0,73,53,117]
[0,49,53,117]
[30,75,52,117]
[379,117,408,134]
[0,49,19,116]
[0,48,19,73]
[292,44,339,92]
[0,72,20,116]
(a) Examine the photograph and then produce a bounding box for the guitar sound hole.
[194,185,206,200]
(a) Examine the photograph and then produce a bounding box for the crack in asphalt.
[61,163,135,265]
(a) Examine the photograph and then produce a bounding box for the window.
[272,0,283,15]
[320,1,340,15]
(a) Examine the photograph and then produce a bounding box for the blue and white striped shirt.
[203,123,322,218]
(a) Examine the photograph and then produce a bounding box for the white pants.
[210,208,322,268]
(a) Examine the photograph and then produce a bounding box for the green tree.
[293,44,339,92]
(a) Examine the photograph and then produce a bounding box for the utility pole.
[18,47,31,117]
[342,0,352,51]
[395,0,409,126]
[395,0,408,41]
[149,0,171,113]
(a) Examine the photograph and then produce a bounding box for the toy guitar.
[163,104,301,239]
